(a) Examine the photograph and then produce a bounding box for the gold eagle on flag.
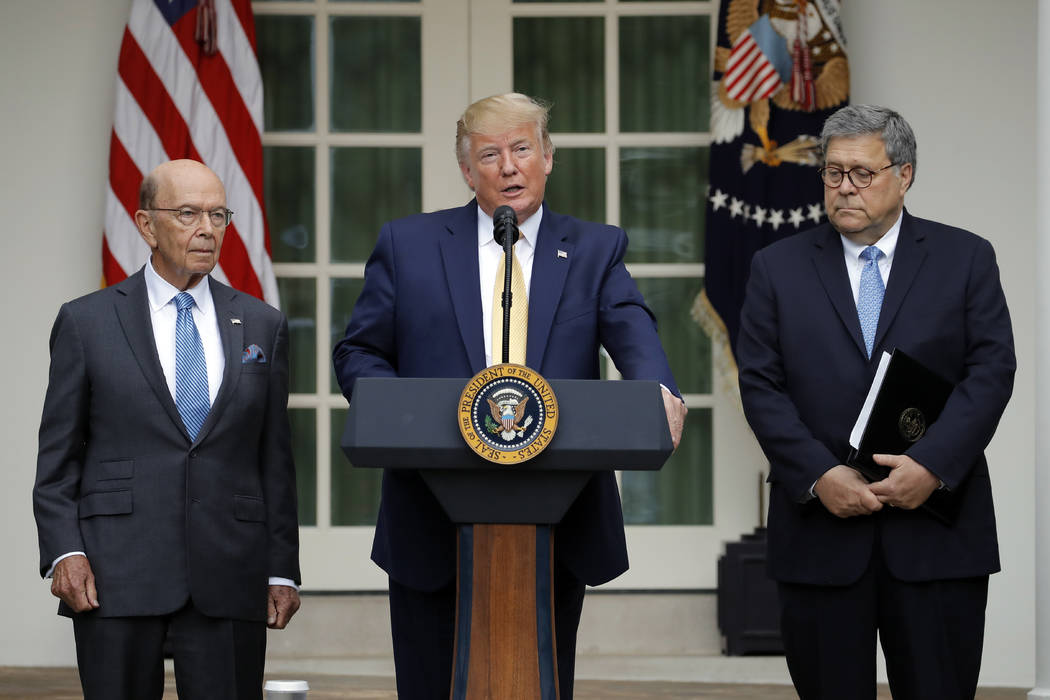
[713,0,849,172]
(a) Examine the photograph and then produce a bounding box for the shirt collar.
[476,204,542,252]
[839,209,903,262]
[144,257,212,312]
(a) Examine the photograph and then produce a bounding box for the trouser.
[778,547,989,700]
[72,599,266,700]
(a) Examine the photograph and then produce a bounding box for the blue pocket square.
[242,344,267,364]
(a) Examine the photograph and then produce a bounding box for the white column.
[1032,1,1050,697]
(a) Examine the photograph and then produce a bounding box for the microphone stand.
[493,206,519,364]
[500,222,514,364]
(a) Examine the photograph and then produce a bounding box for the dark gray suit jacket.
[34,269,300,621]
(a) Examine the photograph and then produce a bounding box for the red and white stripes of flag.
[104,0,278,307]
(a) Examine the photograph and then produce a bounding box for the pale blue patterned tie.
[857,246,885,358]
[174,292,210,439]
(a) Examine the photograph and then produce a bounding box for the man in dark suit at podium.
[737,105,1015,699]
[333,92,687,699]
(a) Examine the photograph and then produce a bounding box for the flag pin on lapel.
[557,249,568,259]
[231,318,242,325]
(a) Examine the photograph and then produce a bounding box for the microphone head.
[492,205,519,245]
[493,205,517,226]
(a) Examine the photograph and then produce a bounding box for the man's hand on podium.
[661,385,687,451]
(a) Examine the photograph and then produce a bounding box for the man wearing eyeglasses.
[33,159,301,700]
[737,105,1015,699]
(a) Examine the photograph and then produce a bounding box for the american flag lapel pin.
[557,249,568,259]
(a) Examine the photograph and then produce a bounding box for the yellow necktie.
[491,248,528,365]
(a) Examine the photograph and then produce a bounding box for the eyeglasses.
[149,206,234,228]
[818,164,896,189]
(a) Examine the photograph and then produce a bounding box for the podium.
[342,376,673,700]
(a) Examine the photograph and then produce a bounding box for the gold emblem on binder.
[897,407,927,443]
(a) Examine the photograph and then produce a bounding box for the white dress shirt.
[477,205,541,367]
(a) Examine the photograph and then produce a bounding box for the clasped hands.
[813,454,940,518]
[51,555,300,629]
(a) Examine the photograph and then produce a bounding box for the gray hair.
[139,172,159,210]
[821,105,917,188]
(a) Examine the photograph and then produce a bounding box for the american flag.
[724,15,792,104]
[103,0,278,306]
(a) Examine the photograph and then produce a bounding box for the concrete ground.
[0,665,1028,699]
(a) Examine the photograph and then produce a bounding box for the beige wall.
[1,0,130,665]
[0,0,1038,685]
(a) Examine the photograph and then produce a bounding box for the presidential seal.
[898,407,927,443]
[458,364,559,465]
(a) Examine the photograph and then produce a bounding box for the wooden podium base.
[451,524,559,700]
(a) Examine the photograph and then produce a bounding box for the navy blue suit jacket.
[333,200,679,591]
[737,210,1014,586]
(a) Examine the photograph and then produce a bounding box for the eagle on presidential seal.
[487,395,529,437]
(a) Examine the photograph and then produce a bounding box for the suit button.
[190,451,198,458]
[191,498,201,504]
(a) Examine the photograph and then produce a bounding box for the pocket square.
[242,344,267,364]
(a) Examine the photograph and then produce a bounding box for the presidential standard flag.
[694,0,848,376]
[103,0,278,306]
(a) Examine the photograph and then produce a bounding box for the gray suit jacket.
[34,269,300,621]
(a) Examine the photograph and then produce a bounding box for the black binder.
[847,349,960,524]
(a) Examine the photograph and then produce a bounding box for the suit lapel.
[810,225,868,358]
[113,269,187,437]
[439,202,487,374]
[195,278,243,445]
[873,210,926,353]
[527,204,572,371]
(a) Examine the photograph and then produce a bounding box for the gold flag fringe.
[691,288,742,411]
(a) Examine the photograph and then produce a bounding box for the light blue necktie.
[857,246,885,358]
[174,292,210,439]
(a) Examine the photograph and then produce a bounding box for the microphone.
[492,205,519,246]
[492,205,519,364]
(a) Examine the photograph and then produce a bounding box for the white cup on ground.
[264,679,309,700]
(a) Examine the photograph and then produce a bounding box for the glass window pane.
[621,408,712,524]
[633,277,711,395]
[330,278,366,395]
[331,408,383,526]
[265,146,315,263]
[620,15,709,133]
[621,147,707,264]
[330,17,421,132]
[277,277,317,395]
[257,15,314,132]
[289,408,317,527]
[330,147,421,263]
[513,18,604,133]
[546,148,605,223]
